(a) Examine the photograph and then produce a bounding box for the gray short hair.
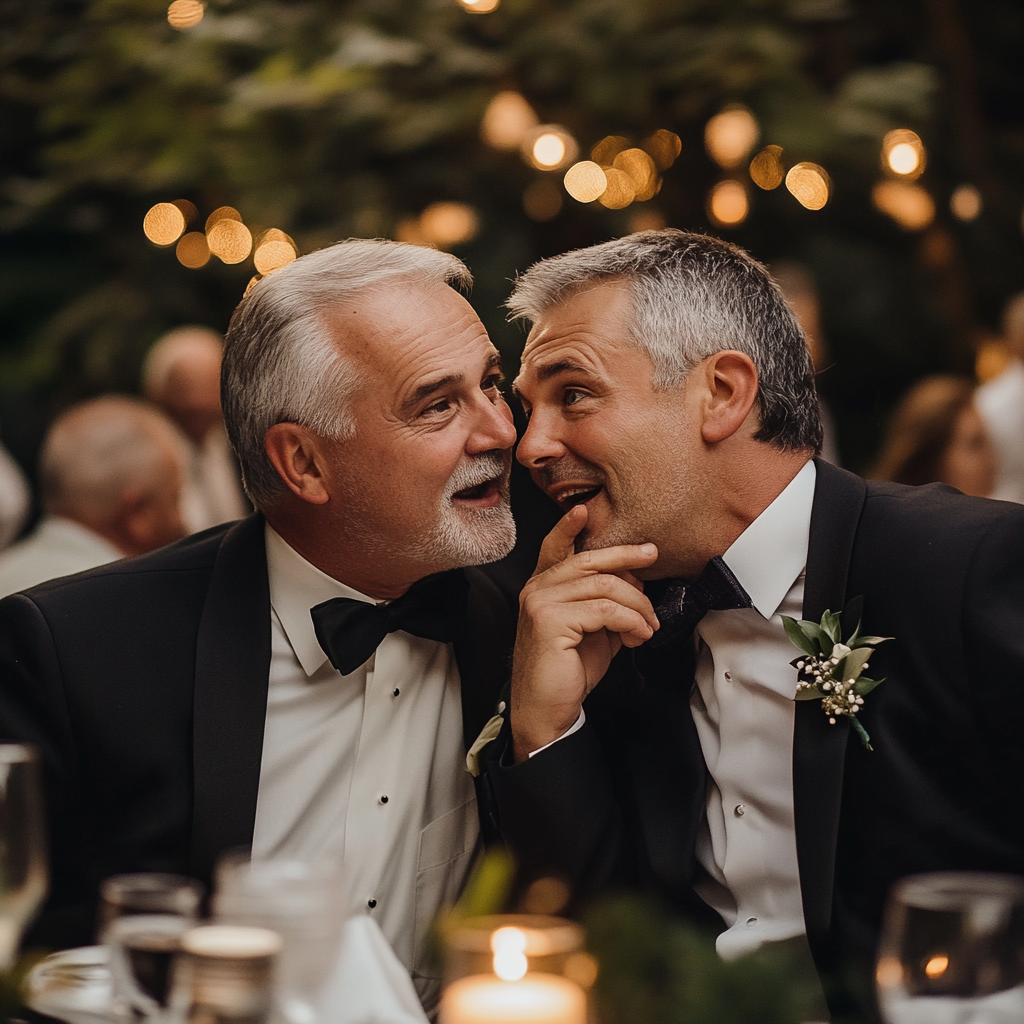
[40,396,185,523]
[142,326,223,401]
[507,230,823,453]
[222,239,473,510]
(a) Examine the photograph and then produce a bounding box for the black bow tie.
[644,555,752,651]
[310,570,469,676]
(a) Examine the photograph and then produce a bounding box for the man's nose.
[516,411,564,468]
[468,393,517,453]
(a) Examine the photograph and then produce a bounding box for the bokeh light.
[707,180,749,227]
[176,231,210,268]
[419,202,479,247]
[950,184,982,221]
[480,91,537,151]
[524,126,578,170]
[167,1,205,30]
[563,952,599,988]
[613,148,659,201]
[207,218,252,263]
[598,168,636,209]
[882,129,925,179]
[244,275,262,296]
[872,181,935,230]
[491,927,528,983]
[749,145,785,190]
[705,107,760,169]
[591,135,629,166]
[254,238,297,275]
[171,199,198,226]
[144,203,186,246]
[458,0,500,12]
[206,206,242,231]
[394,217,429,246]
[642,130,681,172]
[564,161,608,204]
[785,162,831,210]
[523,180,563,221]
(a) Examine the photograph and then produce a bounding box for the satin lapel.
[795,460,866,965]
[453,568,515,754]
[190,514,272,884]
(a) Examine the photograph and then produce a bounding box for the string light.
[785,163,831,210]
[750,145,785,190]
[523,126,578,171]
[707,180,749,227]
[642,130,681,172]
[207,218,252,263]
[882,129,926,180]
[872,181,935,230]
[143,203,186,246]
[597,168,635,209]
[167,1,204,30]
[480,92,538,151]
[176,231,210,268]
[419,202,479,247]
[564,161,607,204]
[950,184,982,221]
[705,107,760,169]
[491,928,528,983]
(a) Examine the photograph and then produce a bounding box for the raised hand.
[511,504,659,762]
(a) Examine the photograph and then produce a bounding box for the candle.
[440,973,586,1024]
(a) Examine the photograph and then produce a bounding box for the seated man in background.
[0,239,517,1012]
[142,325,249,532]
[0,396,186,598]
[486,230,1024,1022]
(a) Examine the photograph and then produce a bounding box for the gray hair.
[142,325,223,401]
[507,230,823,453]
[40,396,185,524]
[222,239,473,510]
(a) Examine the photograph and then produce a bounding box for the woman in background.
[872,375,997,498]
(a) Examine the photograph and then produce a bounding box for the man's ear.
[699,350,760,444]
[263,423,331,505]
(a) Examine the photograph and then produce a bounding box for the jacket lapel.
[190,514,272,884]
[795,460,866,967]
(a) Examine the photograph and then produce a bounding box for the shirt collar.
[265,524,376,677]
[721,459,816,620]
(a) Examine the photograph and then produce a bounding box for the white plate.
[25,945,113,1024]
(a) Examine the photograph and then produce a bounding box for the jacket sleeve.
[0,592,95,948]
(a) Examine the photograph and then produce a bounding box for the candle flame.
[491,926,528,982]
[925,955,949,978]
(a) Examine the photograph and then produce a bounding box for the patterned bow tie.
[644,555,752,651]
[310,570,469,676]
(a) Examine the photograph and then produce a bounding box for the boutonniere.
[465,702,506,777]
[782,599,892,751]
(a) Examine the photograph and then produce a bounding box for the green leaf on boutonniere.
[853,675,885,696]
[783,616,820,656]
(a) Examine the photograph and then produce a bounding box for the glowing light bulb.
[563,161,607,204]
[523,126,577,171]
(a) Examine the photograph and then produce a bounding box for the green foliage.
[584,895,825,1024]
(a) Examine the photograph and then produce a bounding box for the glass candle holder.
[440,915,593,1024]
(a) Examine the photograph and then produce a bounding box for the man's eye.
[425,398,451,415]
[482,374,504,392]
[564,388,587,407]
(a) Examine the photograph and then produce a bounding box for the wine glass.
[876,871,1024,1024]
[213,855,347,1024]
[100,873,204,1021]
[0,743,49,970]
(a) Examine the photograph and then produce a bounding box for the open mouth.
[452,478,503,507]
[553,484,604,511]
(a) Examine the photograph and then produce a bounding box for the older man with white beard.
[0,240,518,1012]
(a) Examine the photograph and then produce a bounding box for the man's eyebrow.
[512,358,592,394]
[402,373,464,414]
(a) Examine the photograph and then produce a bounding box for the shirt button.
[746,917,757,927]
[379,795,389,804]
[734,804,745,817]
[393,688,400,697]
[368,898,377,909]
[724,671,732,681]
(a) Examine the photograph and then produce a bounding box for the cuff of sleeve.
[527,709,586,758]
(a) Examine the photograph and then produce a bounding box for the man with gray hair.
[0,396,187,597]
[483,230,1024,1020]
[0,239,517,1012]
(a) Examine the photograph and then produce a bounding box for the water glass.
[101,872,205,1020]
[0,742,48,970]
[876,871,1024,1024]
[213,856,347,1024]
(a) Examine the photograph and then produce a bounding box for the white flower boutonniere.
[465,704,506,777]
[782,599,892,751]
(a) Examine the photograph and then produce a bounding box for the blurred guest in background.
[143,325,249,532]
[976,292,1024,503]
[771,262,841,466]
[0,396,187,598]
[871,375,996,497]
[0,434,30,551]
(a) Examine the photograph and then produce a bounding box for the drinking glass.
[0,743,49,970]
[100,873,205,1021]
[213,856,347,1024]
[876,871,1024,1024]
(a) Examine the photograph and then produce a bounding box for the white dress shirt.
[976,358,1024,504]
[0,516,122,598]
[252,526,479,1002]
[690,459,816,959]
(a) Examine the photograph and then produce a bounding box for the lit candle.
[439,973,586,1024]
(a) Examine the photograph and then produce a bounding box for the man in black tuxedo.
[0,239,517,1009]
[483,230,1024,1020]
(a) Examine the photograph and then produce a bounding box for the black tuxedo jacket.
[0,514,514,950]
[485,461,1024,1019]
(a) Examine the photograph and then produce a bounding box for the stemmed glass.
[100,873,204,1021]
[0,743,49,970]
[876,871,1024,1024]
